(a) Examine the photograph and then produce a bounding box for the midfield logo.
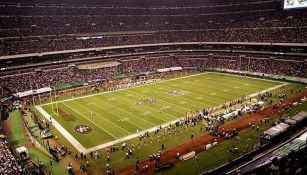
[74,124,93,134]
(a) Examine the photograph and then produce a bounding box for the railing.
[24,115,51,151]
[21,111,52,174]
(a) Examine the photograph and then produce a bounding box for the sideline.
[35,81,289,154]
[35,106,87,153]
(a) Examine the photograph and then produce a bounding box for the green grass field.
[8,110,67,174]
[41,72,283,149]
[162,101,307,175]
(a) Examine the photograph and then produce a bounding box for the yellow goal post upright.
[55,87,59,115]
[29,77,35,106]
[49,86,54,113]
[49,86,59,116]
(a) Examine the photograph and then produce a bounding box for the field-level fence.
[4,132,48,175]
[23,113,51,151]
[21,111,55,175]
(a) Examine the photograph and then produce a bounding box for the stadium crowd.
[0,0,306,174]
[0,53,306,99]
[0,139,25,175]
[267,150,307,175]
[0,0,306,56]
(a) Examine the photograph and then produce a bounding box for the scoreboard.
[284,0,307,9]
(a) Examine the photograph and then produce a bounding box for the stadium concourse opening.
[0,0,306,175]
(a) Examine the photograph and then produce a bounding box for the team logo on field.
[74,125,92,134]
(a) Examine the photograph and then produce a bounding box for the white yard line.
[71,99,132,135]
[143,84,207,108]
[35,106,87,153]
[62,102,119,139]
[35,82,289,154]
[43,72,282,107]
[85,97,149,131]
[122,88,185,120]
[85,82,290,153]
[93,94,169,124]
[42,72,209,106]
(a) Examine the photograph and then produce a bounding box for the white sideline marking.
[85,117,184,154]
[247,83,288,98]
[36,72,290,154]
[223,90,229,92]
[36,82,289,154]
[35,106,87,153]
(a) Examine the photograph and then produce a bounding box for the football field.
[37,72,285,152]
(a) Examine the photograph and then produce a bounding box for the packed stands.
[0,139,25,175]
[0,52,306,98]
[0,0,306,175]
[0,0,306,56]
